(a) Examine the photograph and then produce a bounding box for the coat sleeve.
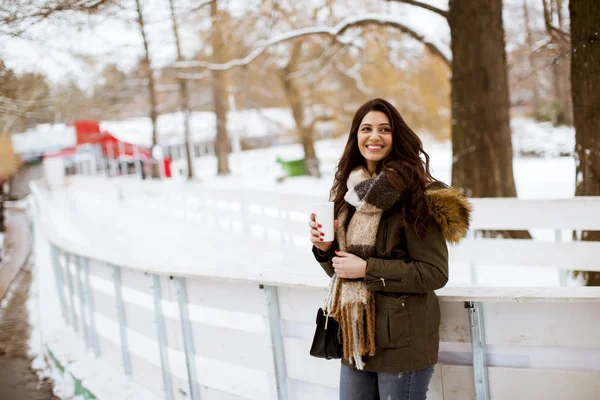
[312,241,338,277]
[364,219,448,293]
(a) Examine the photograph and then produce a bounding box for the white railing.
[70,176,600,284]
[29,178,600,400]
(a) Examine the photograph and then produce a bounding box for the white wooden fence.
[29,177,600,400]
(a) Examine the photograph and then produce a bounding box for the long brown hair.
[331,98,437,237]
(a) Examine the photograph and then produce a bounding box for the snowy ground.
[179,128,576,202]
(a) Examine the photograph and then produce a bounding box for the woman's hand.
[332,251,367,279]
[309,213,338,252]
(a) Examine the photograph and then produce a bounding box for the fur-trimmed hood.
[425,182,472,244]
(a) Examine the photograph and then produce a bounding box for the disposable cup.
[312,202,335,242]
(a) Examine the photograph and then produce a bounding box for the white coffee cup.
[312,202,335,242]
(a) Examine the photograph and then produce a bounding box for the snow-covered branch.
[385,0,448,19]
[176,71,211,81]
[174,13,451,71]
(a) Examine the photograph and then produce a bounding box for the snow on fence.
[29,178,600,400]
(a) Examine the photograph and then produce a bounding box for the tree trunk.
[552,0,573,126]
[449,0,517,198]
[135,0,158,148]
[211,0,231,175]
[570,0,600,286]
[135,0,160,178]
[168,0,195,180]
[449,0,529,239]
[0,183,5,233]
[280,41,320,178]
[523,0,542,121]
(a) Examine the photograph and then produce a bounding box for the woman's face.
[357,111,393,173]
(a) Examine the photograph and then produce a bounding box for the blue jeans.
[340,364,434,400]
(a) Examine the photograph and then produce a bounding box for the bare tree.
[386,0,529,238]
[0,62,53,134]
[168,0,196,180]
[176,15,450,71]
[210,0,231,175]
[523,0,542,121]
[0,0,116,37]
[448,0,517,199]
[134,0,158,149]
[383,2,516,196]
[279,40,322,177]
[175,12,451,176]
[543,0,572,126]
[386,2,514,195]
[570,0,600,285]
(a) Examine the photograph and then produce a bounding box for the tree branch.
[186,0,213,14]
[174,13,451,71]
[385,0,448,19]
[542,0,570,44]
[0,0,117,37]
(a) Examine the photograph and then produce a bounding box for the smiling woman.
[357,111,394,174]
[308,98,471,400]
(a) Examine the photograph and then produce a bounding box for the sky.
[0,0,450,88]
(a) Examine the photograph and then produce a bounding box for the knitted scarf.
[323,166,402,369]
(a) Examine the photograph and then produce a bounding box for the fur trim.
[425,186,472,244]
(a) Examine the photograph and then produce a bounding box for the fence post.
[50,245,69,325]
[112,265,132,375]
[64,252,79,332]
[150,274,174,400]
[83,257,101,357]
[174,277,201,400]
[263,285,289,400]
[465,301,490,400]
[74,255,91,349]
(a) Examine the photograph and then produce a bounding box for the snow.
[11,107,302,154]
[10,124,76,155]
[173,124,576,202]
[101,107,299,148]
[511,118,575,157]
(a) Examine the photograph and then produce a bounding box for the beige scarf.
[323,166,403,369]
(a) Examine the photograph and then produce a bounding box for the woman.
[309,98,471,400]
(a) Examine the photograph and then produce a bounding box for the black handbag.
[309,308,343,359]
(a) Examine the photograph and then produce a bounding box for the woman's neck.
[366,160,378,176]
